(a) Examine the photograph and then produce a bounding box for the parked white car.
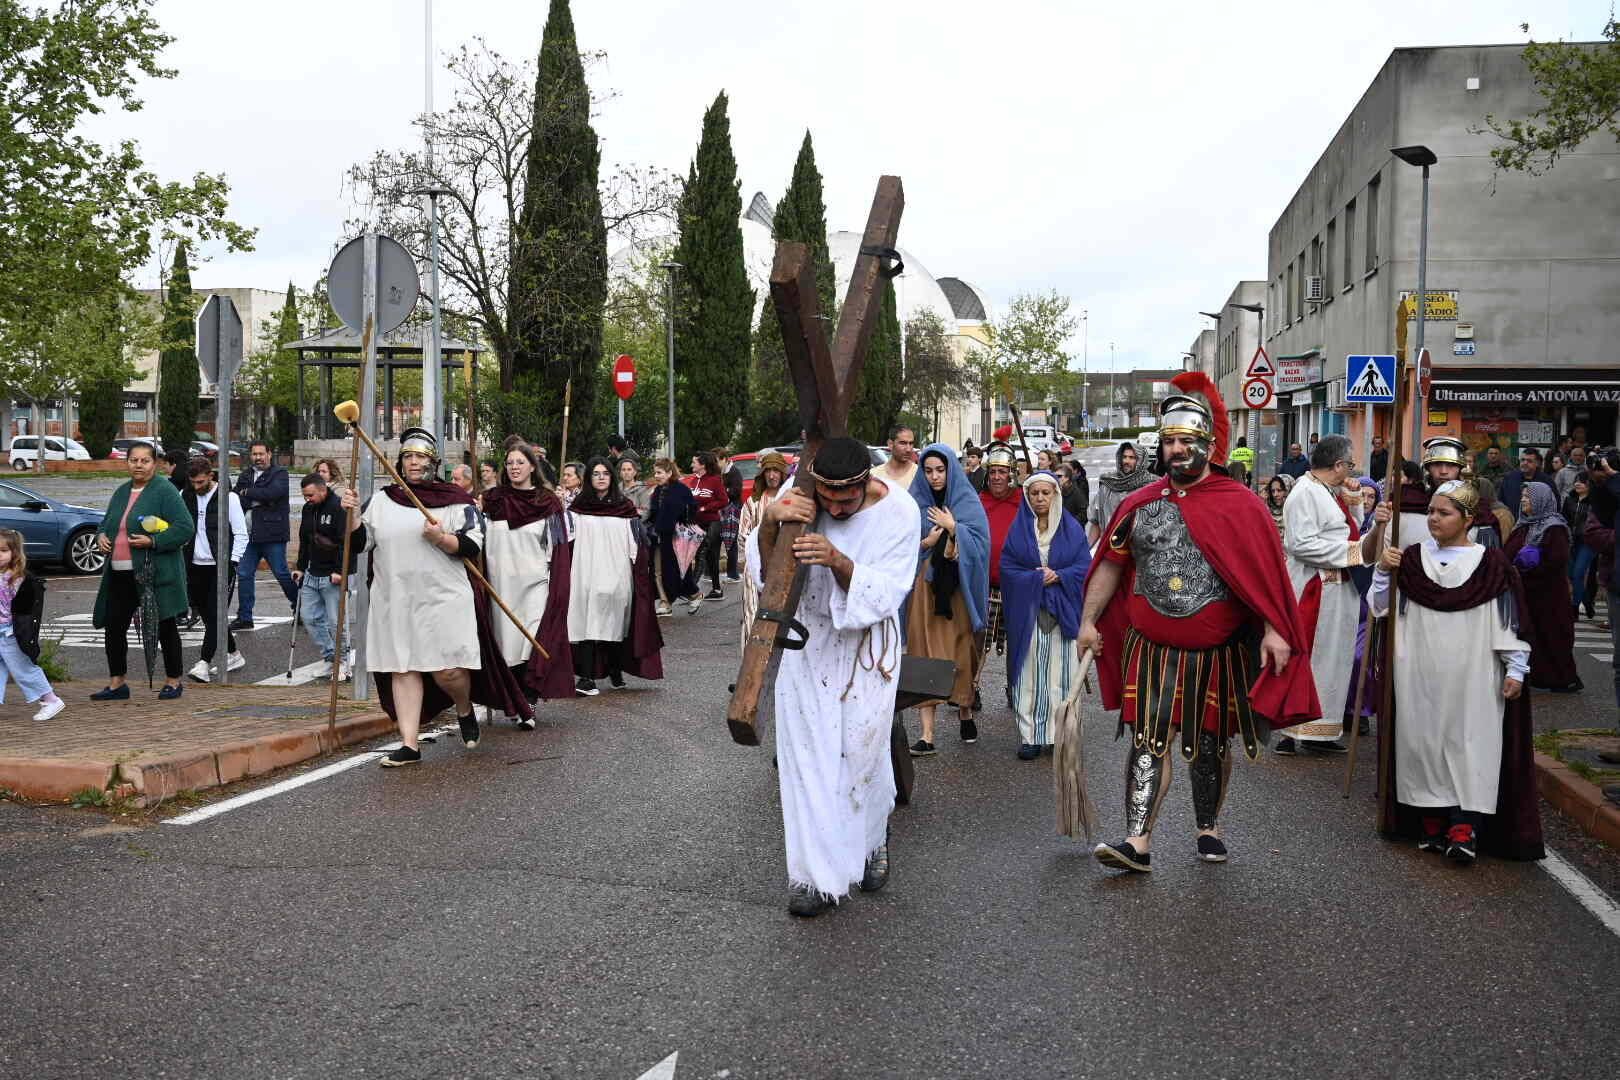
[8,436,91,469]
[1017,425,1063,454]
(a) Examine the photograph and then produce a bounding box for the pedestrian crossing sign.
[1345,354,1397,403]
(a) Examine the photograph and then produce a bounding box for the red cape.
[1086,472,1320,727]
[980,487,1022,587]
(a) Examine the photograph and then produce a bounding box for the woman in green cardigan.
[91,442,195,700]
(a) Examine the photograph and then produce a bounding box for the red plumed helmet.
[1168,371,1231,466]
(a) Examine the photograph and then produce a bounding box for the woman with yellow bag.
[91,442,195,700]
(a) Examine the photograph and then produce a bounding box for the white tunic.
[745,476,919,900]
[567,513,635,642]
[485,514,555,664]
[1370,540,1531,812]
[1281,474,1361,741]
[361,495,482,673]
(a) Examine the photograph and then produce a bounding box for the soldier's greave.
[1124,745,1171,837]
[1189,730,1232,830]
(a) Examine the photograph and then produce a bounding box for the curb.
[0,710,393,807]
[1535,752,1620,849]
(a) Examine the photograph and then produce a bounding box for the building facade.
[1263,43,1620,468]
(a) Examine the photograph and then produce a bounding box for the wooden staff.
[327,354,367,735]
[1342,512,1388,796]
[559,378,573,465]
[1367,369,1410,828]
[331,399,551,662]
[1001,376,1036,474]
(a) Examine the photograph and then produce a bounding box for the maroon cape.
[482,485,576,701]
[1085,472,1320,727]
[1377,544,1544,860]
[1503,523,1580,690]
[569,498,664,681]
[371,481,533,725]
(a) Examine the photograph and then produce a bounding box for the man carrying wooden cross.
[747,435,919,917]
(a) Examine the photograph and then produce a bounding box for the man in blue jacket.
[230,440,297,630]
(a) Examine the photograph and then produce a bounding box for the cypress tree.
[270,283,301,451]
[158,242,199,448]
[846,279,903,444]
[507,0,606,455]
[77,376,123,458]
[673,91,753,455]
[742,131,835,448]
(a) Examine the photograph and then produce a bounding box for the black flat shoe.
[908,739,936,757]
[787,884,833,917]
[380,746,422,768]
[90,685,130,701]
[858,831,890,893]
[1274,737,1297,756]
[1197,834,1228,863]
[1016,743,1040,761]
[1094,840,1151,873]
[458,712,480,749]
[157,684,183,700]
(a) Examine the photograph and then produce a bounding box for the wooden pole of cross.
[725,176,905,746]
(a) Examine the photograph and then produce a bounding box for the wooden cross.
[725,175,905,746]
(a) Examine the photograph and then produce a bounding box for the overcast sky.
[99,0,1609,374]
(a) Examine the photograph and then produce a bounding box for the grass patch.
[69,786,108,808]
[35,632,70,683]
[1537,729,1620,785]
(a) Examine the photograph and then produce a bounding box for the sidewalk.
[0,679,392,806]
[1537,728,1620,849]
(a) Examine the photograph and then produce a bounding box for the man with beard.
[977,441,1024,706]
[340,427,531,766]
[1089,442,1154,544]
[747,436,919,916]
[1080,373,1319,872]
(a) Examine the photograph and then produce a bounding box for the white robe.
[1281,474,1361,741]
[361,495,482,673]
[745,476,920,900]
[1370,540,1530,812]
[485,514,555,664]
[567,513,635,643]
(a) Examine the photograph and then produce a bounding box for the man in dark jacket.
[1497,447,1558,516]
[231,440,296,630]
[963,446,987,492]
[182,457,247,681]
[1368,436,1388,483]
[1278,442,1310,478]
[293,472,363,678]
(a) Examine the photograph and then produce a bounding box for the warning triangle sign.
[1350,359,1393,398]
[1246,347,1275,377]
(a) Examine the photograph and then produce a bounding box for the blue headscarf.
[908,443,990,632]
[1001,470,1091,687]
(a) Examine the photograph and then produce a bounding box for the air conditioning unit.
[1305,275,1327,304]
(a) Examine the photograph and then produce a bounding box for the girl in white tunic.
[482,442,574,719]
[346,429,493,766]
[1369,480,1543,864]
[567,457,643,695]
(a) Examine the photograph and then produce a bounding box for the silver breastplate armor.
[1130,495,1229,617]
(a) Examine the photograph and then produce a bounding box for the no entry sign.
[613,354,637,400]
[1242,377,1274,410]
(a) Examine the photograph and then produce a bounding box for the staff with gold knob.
[332,403,541,767]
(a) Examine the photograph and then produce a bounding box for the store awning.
[1429,366,1620,407]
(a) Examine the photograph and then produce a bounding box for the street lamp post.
[660,260,681,457]
[1108,342,1116,441]
[1392,144,1436,468]
[1233,302,1265,469]
[1080,308,1088,439]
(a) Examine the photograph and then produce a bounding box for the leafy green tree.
[1481,21,1620,174]
[673,91,753,455]
[981,290,1079,412]
[588,245,672,459]
[157,243,199,445]
[0,0,253,413]
[742,132,836,448]
[846,279,903,444]
[237,284,304,450]
[902,309,975,439]
[505,0,607,454]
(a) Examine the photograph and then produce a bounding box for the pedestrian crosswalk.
[41,613,292,650]
[1576,597,1611,664]
[255,659,337,687]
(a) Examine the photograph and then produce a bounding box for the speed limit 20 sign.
[1242,377,1274,410]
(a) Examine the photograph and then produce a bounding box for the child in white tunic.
[1370,480,1536,864]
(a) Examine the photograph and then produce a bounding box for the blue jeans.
[237,541,296,621]
[0,627,53,704]
[1571,541,1597,612]
[298,574,344,660]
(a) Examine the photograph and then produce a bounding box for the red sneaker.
[1445,824,1477,865]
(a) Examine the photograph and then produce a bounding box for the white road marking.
[634,1053,678,1080]
[43,613,290,649]
[1540,848,1620,939]
[255,660,335,686]
[162,723,457,825]
[1594,653,1614,663]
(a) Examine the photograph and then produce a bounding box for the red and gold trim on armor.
[1119,626,1263,761]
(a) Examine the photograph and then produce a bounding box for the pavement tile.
[0,679,385,804]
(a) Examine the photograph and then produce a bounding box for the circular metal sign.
[613,354,637,400]
[327,233,421,335]
[1242,377,1274,410]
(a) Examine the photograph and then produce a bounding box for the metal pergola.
[288,326,484,439]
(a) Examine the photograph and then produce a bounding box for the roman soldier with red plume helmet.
[1078,370,1319,874]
